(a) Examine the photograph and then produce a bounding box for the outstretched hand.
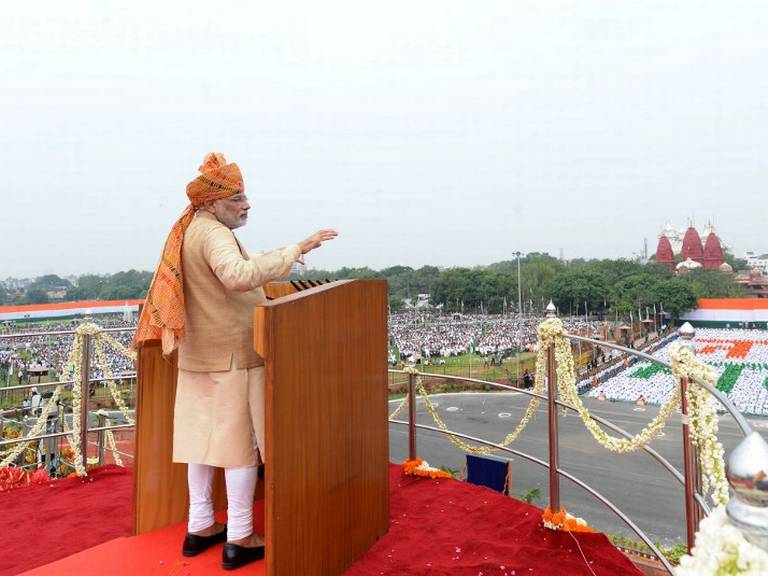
[297,229,338,263]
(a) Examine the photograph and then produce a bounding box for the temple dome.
[680,227,704,264]
[655,235,675,271]
[703,231,725,269]
[719,262,734,273]
[676,257,703,273]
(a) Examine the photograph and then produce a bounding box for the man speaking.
[133,152,337,570]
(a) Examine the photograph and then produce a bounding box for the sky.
[2,0,767,278]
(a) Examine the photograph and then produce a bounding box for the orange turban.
[132,152,244,355]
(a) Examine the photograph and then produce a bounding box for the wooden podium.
[133,280,390,575]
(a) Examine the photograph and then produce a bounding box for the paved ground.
[388,390,766,548]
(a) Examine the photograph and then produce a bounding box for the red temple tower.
[680,226,704,265]
[703,227,725,270]
[655,235,675,272]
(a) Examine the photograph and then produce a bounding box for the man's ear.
[202,200,217,214]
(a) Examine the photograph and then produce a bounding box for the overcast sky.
[2,1,766,278]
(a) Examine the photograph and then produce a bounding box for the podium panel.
[255,279,389,576]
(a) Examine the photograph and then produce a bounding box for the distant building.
[655,221,726,273]
[735,270,768,299]
[744,252,768,275]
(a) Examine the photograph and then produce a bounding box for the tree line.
[2,252,748,320]
[305,252,747,319]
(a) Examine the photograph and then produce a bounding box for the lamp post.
[513,251,523,317]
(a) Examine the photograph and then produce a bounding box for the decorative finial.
[678,322,696,353]
[678,322,695,339]
[546,301,557,318]
[726,431,768,551]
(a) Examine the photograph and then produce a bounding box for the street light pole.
[514,251,523,317]
[513,251,523,387]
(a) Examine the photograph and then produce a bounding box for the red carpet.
[18,505,265,576]
[0,465,132,576]
[345,465,642,575]
[9,464,641,576]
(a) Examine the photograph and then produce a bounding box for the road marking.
[498,412,512,418]
[446,406,460,412]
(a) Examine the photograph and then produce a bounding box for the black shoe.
[182,525,227,557]
[222,542,265,570]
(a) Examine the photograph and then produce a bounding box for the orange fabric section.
[0,299,144,314]
[696,298,768,310]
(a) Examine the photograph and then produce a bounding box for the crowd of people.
[388,311,613,363]
[585,328,768,416]
[8,313,767,417]
[0,315,137,388]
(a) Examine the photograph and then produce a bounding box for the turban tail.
[132,153,244,355]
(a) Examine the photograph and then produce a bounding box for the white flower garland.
[675,506,768,575]
[399,366,544,455]
[93,338,135,425]
[538,318,680,454]
[670,345,729,506]
[2,323,136,476]
[0,385,64,467]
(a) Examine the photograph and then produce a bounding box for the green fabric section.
[629,364,670,379]
[764,376,768,393]
[716,364,745,394]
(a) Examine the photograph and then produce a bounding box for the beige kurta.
[172,211,301,467]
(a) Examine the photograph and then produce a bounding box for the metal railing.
[389,317,756,574]
[0,325,137,470]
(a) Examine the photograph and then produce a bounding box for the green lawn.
[388,351,538,392]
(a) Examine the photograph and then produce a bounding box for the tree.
[100,270,154,300]
[20,288,50,304]
[550,269,608,313]
[654,278,697,319]
[29,274,72,291]
[388,295,404,313]
[66,274,106,300]
[609,274,661,317]
[683,269,745,299]
[723,250,748,272]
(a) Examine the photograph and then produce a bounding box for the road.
[388,391,766,548]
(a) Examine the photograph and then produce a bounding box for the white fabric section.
[187,463,216,533]
[683,309,768,322]
[224,466,259,541]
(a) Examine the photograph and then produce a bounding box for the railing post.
[79,329,92,472]
[678,322,698,551]
[546,301,561,513]
[97,413,106,465]
[408,371,417,461]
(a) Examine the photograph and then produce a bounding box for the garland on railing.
[539,317,728,506]
[538,318,681,454]
[1,322,136,476]
[389,318,729,506]
[0,385,64,468]
[400,366,544,455]
[96,411,124,467]
[93,337,135,425]
[670,346,729,505]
